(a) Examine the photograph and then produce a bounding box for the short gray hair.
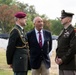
[33,16,42,23]
[14,17,18,21]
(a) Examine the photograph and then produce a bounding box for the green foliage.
[16,2,28,12]
[0,0,66,35]
[0,4,21,33]
[50,18,63,35]
[25,15,34,32]
[0,0,16,5]
[43,19,51,31]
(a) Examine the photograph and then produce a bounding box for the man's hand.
[55,57,63,65]
[9,64,13,68]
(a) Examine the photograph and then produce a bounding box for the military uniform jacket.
[56,25,76,70]
[26,29,52,69]
[6,25,28,72]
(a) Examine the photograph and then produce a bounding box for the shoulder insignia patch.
[74,28,76,32]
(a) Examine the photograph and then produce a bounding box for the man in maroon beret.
[6,11,29,75]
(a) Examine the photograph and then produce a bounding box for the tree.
[0,0,16,5]
[43,19,51,31]
[0,2,39,33]
[24,13,34,32]
[16,2,29,12]
[50,18,63,35]
[16,2,39,20]
[0,1,63,34]
[0,4,21,33]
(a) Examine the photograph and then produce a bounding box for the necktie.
[38,31,42,47]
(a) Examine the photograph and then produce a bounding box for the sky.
[17,0,76,25]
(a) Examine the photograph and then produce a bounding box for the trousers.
[59,70,76,75]
[14,71,27,75]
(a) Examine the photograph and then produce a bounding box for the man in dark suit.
[6,12,29,75]
[26,16,52,75]
[55,10,76,75]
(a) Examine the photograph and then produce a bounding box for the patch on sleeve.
[74,28,76,36]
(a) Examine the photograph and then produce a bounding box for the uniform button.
[20,57,22,59]
[41,56,42,57]
[41,49,43,51]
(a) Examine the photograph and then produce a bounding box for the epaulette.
[9,27,15,34]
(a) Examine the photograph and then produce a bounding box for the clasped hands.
[55,57,63,65]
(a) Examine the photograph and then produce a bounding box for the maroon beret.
[15,12,26,18]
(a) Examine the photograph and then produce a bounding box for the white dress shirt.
[35,28,44,46]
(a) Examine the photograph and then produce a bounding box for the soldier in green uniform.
[6,12,28,75]
[55,10,76,75]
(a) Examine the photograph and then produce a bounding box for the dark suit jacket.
[56,25,76,70]
[26,29,52,69]
[6,25,28,72]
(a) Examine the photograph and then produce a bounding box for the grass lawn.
[0,48,31,75]
[0,48,13,75]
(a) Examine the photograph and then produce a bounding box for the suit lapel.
[58,29,65,38]
[33,30,39,46]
